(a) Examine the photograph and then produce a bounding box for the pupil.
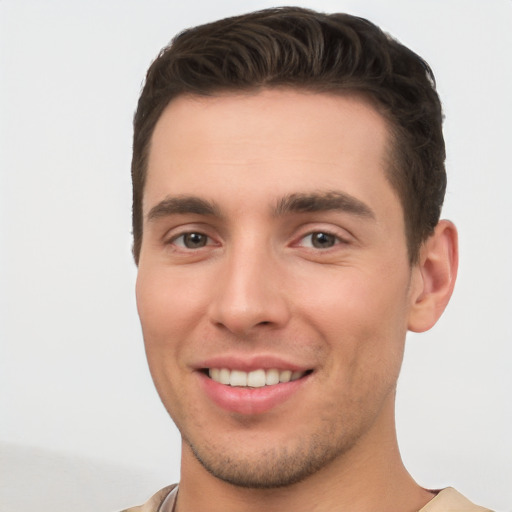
[312,232,335,248]
[185,233,206,248]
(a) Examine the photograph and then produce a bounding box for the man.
[124,7,491,512]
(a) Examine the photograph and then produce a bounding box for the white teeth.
[247,369,266,388]
[219,368,230,385]
[208,368,307,387]
[279,370,292,383]
[265,368,280,385]
[229,370,247,387]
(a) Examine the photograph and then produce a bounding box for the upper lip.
[193,354,311,372]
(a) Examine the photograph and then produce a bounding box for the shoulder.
[120,484,178,512]
[420,488,494,512]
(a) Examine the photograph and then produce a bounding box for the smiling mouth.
[205,368,312,388]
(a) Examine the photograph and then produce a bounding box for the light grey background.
[1,1,511,511]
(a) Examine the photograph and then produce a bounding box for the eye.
[300,232,339,249]
[172,232,210,249]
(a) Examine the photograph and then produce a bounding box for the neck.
[175,404,433,512]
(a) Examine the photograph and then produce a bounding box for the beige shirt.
[121,485,493,512]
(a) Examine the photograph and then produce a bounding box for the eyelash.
[169,232,216,249]
[297,231,345,249]
[167,229,347,252]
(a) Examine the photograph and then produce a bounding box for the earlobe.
[408,220,459,333]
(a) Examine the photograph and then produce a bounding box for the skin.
[136,89,458,512]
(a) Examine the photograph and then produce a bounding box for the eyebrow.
[146,190,375,222]
[273,191,375,219]
[147,195,221,221]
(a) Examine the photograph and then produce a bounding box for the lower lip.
[198,372,310,415]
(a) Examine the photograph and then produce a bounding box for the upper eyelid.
[162,222,217,241]
[160,221,354,244]
[301,231,342,240]
[293,223,354,242]
[296,232,348,249]
[170,231,208,241]
[168,230,215,245]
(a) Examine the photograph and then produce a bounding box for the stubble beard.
[183,424,355,489]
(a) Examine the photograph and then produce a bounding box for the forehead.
[144,89,397,217]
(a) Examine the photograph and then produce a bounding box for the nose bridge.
[209,231,288,335]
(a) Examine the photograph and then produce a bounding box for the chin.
[183,426,354,489]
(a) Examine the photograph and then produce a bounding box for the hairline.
[135,85,417,264]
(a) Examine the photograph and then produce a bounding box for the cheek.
[297,264,410,373]
[135,269,193,416]
[135,269,190,391]
[299,263,410,329]
[136,266,205,341]
[348,278,409,383]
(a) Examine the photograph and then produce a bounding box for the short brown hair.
[132,7,445,263]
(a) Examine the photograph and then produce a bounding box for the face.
[136,89,421,488]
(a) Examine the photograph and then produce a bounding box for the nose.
[208,241,291,337]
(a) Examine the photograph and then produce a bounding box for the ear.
[408,220,459,333]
